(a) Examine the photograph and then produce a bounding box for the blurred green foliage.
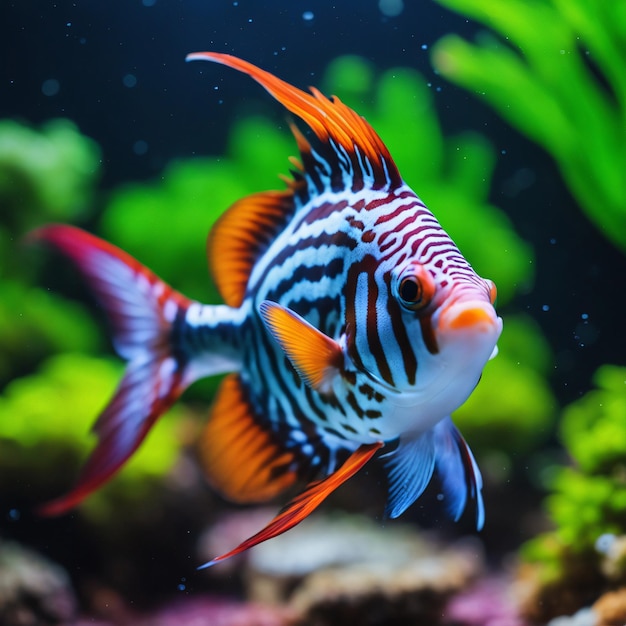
[523,365,626,584]
[0,353,186,517]
[0,119,100,244]
[431,0,626,252]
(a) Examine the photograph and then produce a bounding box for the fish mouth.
[437,299,502,336]
[437,300,502,335]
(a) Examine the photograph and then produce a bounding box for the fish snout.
[437,299,502,336]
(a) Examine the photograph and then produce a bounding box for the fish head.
[346,241,501,422]
[386,255,502,414]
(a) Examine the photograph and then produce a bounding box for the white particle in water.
[302,10,314,21]
[542,304,550,312]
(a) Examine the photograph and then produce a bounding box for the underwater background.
[1,1,626,625]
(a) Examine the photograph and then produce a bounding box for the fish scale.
[31,52,502,567]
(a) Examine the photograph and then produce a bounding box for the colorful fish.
[32,52,502,568]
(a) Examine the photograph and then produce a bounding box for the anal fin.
[199,441,382,568]
[199,374,299,504]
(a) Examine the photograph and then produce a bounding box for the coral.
[204,512,483,625]
[593,588,626,626]
[431,0,626,252]
[443,576,530,626]
[0,539,77,624]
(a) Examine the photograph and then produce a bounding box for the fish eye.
[395,264,435,311]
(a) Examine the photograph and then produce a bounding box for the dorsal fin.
[198,373,299,503]
[187,52,403,191]
[207,189,294,307]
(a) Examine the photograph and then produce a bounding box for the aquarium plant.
[431,0,626,252]
[520,365,626,620]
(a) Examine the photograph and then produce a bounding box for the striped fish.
[33,52,502,567]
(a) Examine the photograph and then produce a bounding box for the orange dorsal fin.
[187,52,402,189]
[199,441,383,568]
[259,301,343,393]
[199,373,298,503]
[208,190,294,307]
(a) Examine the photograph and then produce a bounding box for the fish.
[32,52,503,568]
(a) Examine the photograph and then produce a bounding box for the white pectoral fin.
[382,430,436,519]
[382,417,485,529]
[433,416,485,530]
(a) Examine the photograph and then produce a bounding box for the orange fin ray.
[199,374,299,503]
[259,301,342,393]
[199,441,383,569]
[208,190,295,308]
[186,52,402,188]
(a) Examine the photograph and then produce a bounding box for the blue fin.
[433,416,485,530]
[382,430,436,519]
[382,418,485,528]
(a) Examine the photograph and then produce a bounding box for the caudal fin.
[31,225,195,516]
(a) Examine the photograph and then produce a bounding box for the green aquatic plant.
[431,0,626,252]
[520,366,626,617]
[0,119,100,236]
[0,353,187,517]
[0,120,102,388]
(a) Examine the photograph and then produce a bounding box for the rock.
[0,539,77,625]
[593,587,626,626]
[545,607,597,626]
[238,513,483,625]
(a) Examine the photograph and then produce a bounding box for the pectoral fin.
[199,441,382,568]
[259,300,342,393]
[433,417,485,530]
[382,430,436,519]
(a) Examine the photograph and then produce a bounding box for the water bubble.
[302,10,314,21]
[178,583,186,591]
[421,44,428,50]
[378,0,404,17]
[133,140,148,156]
[41,79,60,96]
[549,237,557,245]
[8,509,20,521]
[123,73,137,88]
[581,313,589,320]
[542,304,550,312]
